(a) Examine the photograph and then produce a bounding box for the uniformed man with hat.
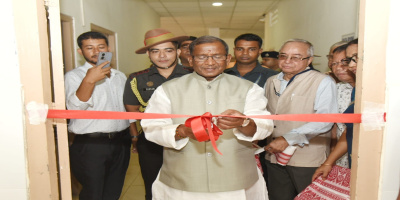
[123,28,191,200]
[261,51,280,71]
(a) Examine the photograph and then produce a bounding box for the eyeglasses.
[342,55,358,65]
[193,55,227,62]
[330,59,349,67]
[278,54,311,62]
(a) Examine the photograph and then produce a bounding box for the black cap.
[178,36,197,48]
[261,51,279,59]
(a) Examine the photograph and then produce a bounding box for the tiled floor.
[120,153,146,200]
[72,153,146,200]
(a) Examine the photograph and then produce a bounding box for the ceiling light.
[212,2,223,7]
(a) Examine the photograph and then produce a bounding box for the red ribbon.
[47,109,192,120]
[185,112,223,155]
[47,109,370,123]
[46,109,386,155]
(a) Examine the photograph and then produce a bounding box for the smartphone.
[96,52,112,68]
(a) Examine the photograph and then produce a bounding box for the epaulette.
[129,68,151,79]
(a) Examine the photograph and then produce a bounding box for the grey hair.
[329,41,348,53]
[280,38,314,57]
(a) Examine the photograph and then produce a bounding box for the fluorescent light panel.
[212,2,223,6]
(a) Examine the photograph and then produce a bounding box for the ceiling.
[143,0,280,38]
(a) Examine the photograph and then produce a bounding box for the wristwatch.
[241,118,250,127]
[131,135,139,139]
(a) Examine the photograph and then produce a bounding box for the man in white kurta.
[141,36,274,200]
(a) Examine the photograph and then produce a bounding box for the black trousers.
[257,139,269,185]
[70,129,131,200]
[137,133,163,200]
[265,160,317,200]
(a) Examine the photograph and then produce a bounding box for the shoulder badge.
[129,68,151,79]
[146,81,154,87]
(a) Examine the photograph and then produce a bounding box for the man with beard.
[65,31,131,200]
[225,33,277,88]
[123,28,191,200]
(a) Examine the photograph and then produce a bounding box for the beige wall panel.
[351,0,387,199]
[13,0,59,199]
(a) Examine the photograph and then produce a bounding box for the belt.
[81,128,128,139]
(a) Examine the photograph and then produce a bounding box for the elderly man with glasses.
[141,35,274,200]
[325,41,348,83]
[263,39,338,200]
[328,44,355,168]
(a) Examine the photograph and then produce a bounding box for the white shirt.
[141,83,272,200]
[274,72,338,146]
[64,62,129,134]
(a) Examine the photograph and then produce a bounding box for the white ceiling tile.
[152,7,169,13]
[167,8,201,13]
[145,0,275,38]
[234,7,266,13]
[176,18,203,23]
[236,0,274,7]
[199,1,236,8]
[162,2,198,7]
[146,2,164,8]
[160,0,189,1]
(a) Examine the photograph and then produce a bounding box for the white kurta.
[141,83,273,200]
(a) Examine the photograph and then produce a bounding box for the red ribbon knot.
[185,112,223,155]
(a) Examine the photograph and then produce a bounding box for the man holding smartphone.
[65,31,131,200]
[123,28,191,200]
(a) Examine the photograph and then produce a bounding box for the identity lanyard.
[254,73,262,86]
[274,68,314,97]
[286,68,313,87]
[237,72,262,86]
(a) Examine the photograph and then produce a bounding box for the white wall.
[0,0,28,199]
[264,0,358,72]
[0,1,160,198]
[60,0,160,75]
[380,0,400,199]
[223,38,235,55]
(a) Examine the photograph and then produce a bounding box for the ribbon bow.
[185,112,223,155]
